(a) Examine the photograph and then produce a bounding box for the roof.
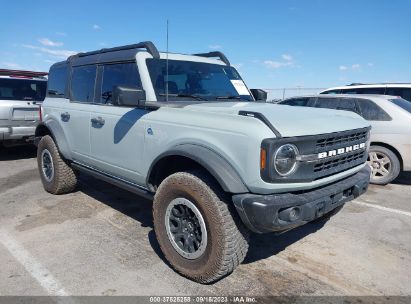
[322,83,411,92]
[50,40,230,69]
[0,69,48,79]
[282,94,401,101]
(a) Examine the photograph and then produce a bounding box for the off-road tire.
[368,145,401,185]
[153,170,250,283]
[37,135,77,194]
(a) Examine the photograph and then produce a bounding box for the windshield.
[389,98,411,114]
[146,59,253,102]
[0,78,46,102]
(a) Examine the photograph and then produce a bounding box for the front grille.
[316,130,368,150]
[314,151,366,173]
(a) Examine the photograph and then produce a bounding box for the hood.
[184,102,370,137]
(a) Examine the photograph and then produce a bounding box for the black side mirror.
[112,86,146,107]
[250,89,267,101]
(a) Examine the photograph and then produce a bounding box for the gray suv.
[35,41,371,283]
[0,69,47,146]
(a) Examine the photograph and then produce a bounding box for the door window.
[357,99,391,121]
[71,65,97,103]
[100,62,142,104]
[47,65,68,97]
[281,97,309,106]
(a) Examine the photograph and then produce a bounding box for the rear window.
[47,65,68,97]
[390,98,411,113]
[0,78,46,101]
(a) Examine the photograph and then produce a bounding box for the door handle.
[61,112,70,122]
[91,116,105,126]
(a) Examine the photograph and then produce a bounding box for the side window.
[71,65,97,103]
[357,99,391,121]
[47,65,68,97]
[281,97,309,106]
[315,97,339,109]
[356,87,385,94]
[321,89,341,94]
[100,62,141,104]
[336,98,358,113]
[386,88,411,102]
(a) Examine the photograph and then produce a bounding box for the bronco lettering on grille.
[318,143,366,159]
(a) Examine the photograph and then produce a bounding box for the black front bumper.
[233,166,371,233]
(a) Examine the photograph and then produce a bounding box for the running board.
[71,163,154,200]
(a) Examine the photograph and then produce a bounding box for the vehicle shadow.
[392,172,411,186]
[244,220,327,264]
[0,144,37,161]
[77,174,328,267]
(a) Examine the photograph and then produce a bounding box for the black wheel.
[153,171,250,283]
[37,135,77,194]
[367,145,401,185]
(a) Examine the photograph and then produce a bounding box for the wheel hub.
[165,198,208,260]
[367,151,392,180]
[41,149,54,182]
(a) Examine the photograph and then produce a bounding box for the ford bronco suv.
[35,41,371,283]
[0,69,47,146]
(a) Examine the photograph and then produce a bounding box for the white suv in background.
[320,83,411,102]
[0,69,47,146]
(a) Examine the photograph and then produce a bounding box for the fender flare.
[147,144,249,194]
[35,120,73,160]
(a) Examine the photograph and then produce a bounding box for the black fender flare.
[35,121,73,160]
[147,144,249,194]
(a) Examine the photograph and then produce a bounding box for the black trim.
[233,166,371,233]
[238,111,282,138]
[71,163,154,200]
[260,127,370,183]
[76,41,159,60]
[147,144,249,194]
[193,51,230,66]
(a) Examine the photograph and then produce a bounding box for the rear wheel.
[37,135,77,194]
[153,171,250,283]
[367,145,400,185]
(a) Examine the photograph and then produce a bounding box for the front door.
[88,62,148,186]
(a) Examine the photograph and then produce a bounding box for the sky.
[1,0,410,91]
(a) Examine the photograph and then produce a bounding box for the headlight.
[274,144,299,176]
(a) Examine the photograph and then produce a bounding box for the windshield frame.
[145,57,253,103]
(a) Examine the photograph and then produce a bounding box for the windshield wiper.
[216,95,248,101]
[159,93,208,101]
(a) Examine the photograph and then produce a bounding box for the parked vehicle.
[320,83,411,102]
[279,94,411,184]
[35,41,371,283]
[0,69,47,146]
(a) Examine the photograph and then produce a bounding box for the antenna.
[166,19,169,102]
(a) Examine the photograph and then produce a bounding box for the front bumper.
[233,165,371,233]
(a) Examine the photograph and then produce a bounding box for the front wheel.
[153,171,250,283]
[367,145,401,185]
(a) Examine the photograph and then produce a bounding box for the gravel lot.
[0,145,410,296]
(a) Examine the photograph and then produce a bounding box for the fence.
[264,87,327,102]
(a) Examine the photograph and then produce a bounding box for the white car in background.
[279,94,411,184]
[320,83,411,102]
[0,69,47,146]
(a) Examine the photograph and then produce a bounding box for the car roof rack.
[0,69,48,78]
[76,41,160,59]
[193,51,230,66]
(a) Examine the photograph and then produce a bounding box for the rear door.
[60,64,97,163]
[88,62,148,185]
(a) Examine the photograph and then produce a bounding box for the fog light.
[278,206,301,222]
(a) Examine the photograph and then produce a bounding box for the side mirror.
[250,89,267,101]
[112,86,146,107]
